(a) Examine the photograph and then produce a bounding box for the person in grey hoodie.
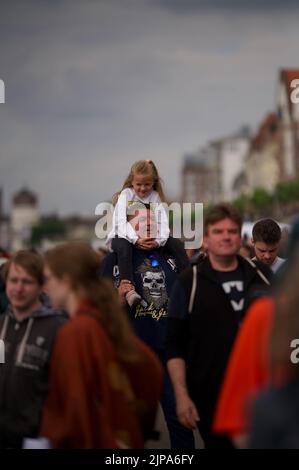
[0,250,66,449]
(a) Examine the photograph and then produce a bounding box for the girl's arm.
[113,190,138,244]
[154,202,170,247]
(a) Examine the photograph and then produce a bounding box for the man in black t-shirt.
[166,204,272,449]
[102,247,178,352]
[101,207,194,449]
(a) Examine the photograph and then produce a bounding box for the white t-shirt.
[106,188,170,248]
[252,256,286,273]
[271,256,285,273]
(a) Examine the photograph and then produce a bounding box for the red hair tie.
[146,159,152,164]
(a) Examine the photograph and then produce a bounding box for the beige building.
[213,128,250,201]
[181,127,250,205]
[181,147,219,205]
[237,70,299,197]
[11,188,40,251]
[277,69,299,180]
[242,113,280,195]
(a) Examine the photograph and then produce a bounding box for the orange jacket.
[41,303,163,448]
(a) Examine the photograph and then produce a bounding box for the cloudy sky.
[0,0,299,215]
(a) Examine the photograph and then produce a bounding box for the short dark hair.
[204,203,242,235]
[252,218,281,245]
[3,250,44,286]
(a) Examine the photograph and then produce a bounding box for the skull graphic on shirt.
[140,269,167,309]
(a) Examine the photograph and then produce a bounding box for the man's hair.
[252,219,281,244]
[3,250,44,285]
[204,203,242,235]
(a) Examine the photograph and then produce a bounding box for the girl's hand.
[136,238,150,249]
[144,240,159,250]
[150,240,159,249]
[136,238,159,250]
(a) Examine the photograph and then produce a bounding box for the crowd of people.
[0,159,298,449]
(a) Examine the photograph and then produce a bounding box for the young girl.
[106,160,189,307]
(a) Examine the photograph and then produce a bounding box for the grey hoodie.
[0,305,66,448]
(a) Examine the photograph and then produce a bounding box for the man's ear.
[203,235,208,250]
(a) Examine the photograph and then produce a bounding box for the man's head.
[252,218,281,267]
[127,202,158,239]
[4,250,44,314]
[204,204,242,258]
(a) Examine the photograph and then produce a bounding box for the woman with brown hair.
[40,242,162,449]
[249,235,299,448]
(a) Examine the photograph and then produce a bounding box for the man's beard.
[13,298,38,313]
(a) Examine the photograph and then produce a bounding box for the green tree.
[250,188,272,214]
[31,219,66,246]
[233,194,250,216]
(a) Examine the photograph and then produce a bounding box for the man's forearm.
[167,357,189,398]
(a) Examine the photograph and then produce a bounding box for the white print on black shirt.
[139,267,168,309]
[222,281,244,312]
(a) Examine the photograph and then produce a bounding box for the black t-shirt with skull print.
[101,248,179,351]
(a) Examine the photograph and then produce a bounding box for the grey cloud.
[152,0,299,13]
[1,0,299,215]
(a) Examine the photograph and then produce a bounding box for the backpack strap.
[244,257,271,286]
[186,253,207,315]
[188,264,198,314]
[186,256,270,315]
